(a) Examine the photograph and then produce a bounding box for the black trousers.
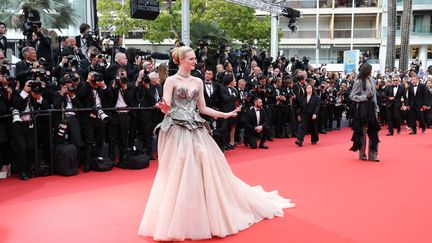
[245,127,268,149]
[386,106,401,133]
[409,107,426,132]
[108,112,131,162]
[12,122,35,174]
[318,105,328,131]
[82,117,105,164]
[137,110,153,155]
[334,105,345,128]
[273,105,286,137]
[298,115,319,143]
[327,104,335,129]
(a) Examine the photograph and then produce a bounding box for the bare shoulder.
[192,76,203,89]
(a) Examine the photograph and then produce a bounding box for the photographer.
[76,23,100,57]
[15,46,40,88]
[133,69,157,159]
[63,37,86,64]
[107,68,135,164]
[272,78,288,138]
[52,75,83,151]
[317,81,329,134]
[52,36,68,66]
[52,54,81,83]
[29,28,53,70]
[105,52,128,86]
[77,72,113,172]
[0,22,7,56]
[80,47,107,81]
[10,79,49,180]
[0,72,13,179]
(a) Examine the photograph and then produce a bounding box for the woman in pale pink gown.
[138,46,295,241]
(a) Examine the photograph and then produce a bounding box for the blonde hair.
[171,46,194,65]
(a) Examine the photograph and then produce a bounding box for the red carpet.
[1,128,432,243]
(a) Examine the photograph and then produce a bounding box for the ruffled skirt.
[138,125,294,241]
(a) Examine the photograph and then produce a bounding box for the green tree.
[0,0,77,31]
[97,0,278,49]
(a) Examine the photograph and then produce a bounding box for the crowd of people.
[0,21,431,181]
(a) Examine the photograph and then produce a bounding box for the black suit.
[383,84,404,133]
[107,84,136,162]
[218,85,238,145]
[245,107,269,148]
[52,92,83,152]
[10,90,49,175]
[297,95,320,143]
[77,83,113,167]
[408,83,428,132]
[15,60,34,88]
[0,35,7,55]
[133,84,155,154]
[31,33,53,70]
[202,80,220,128]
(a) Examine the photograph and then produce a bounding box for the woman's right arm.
[349,80,368,102]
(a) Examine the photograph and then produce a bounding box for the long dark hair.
[358,62,372,91]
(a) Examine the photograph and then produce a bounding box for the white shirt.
[205,82,213,96]
[115,90,128,113]
[393,86,398,96]
[413,85,418,96]
[65,95,76,117]
[307,95,311,103]
[255,108,260,125]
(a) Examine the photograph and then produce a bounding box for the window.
[413,15,423,33]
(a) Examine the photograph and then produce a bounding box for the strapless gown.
[138,86,295,241]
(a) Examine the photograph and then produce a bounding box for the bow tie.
[255,108,261,111]
[413,85,417,87]
[205,82,212,85]
[393,85,398,88]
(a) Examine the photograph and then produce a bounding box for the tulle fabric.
[138,125,295,241]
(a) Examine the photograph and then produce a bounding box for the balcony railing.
[284,0,379,8]
[334,0,379,8]
[333,29,377,38]
[397,0,432,5]
[285,30,331,38]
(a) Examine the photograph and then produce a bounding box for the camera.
[22,10,42,36]
[67,55,79,67]
[28,80,44,94]
[91,72,104,84]
[96,106,109,122]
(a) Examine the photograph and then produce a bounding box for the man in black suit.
[245,98,269,149]
[202,69,220,127]
[407,72,428,134]
[107,68,135,164]
[0,22,7,56]
[10,80,50,180]
[52,75,83,151]
[15,46,38,88]
[77,72,113,172]
[29,29,53,70]
[105,52,128,86]
[76,23,100,57]
[383,75,405,135]
[52,36,68,66]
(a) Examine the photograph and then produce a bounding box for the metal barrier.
[0,106,157,176]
